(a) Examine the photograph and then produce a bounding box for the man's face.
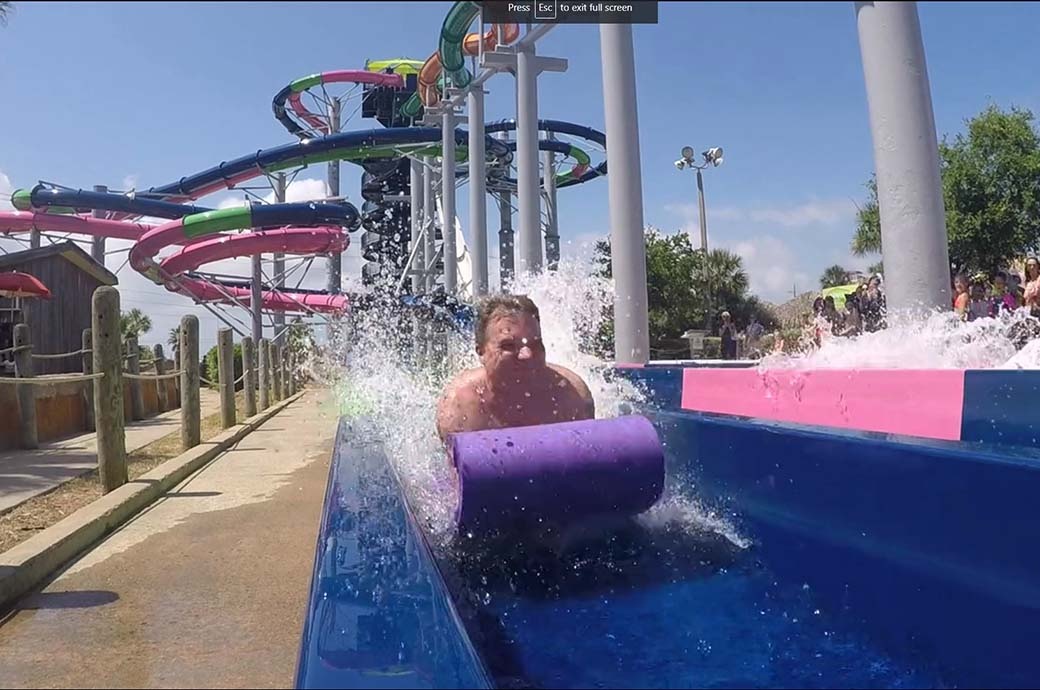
[479,311,546,383]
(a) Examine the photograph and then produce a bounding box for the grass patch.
[0,394,251,554]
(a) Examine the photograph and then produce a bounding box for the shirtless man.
[435,294,595,442]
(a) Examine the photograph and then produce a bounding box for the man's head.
[475,294,545,382]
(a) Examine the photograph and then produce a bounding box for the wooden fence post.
[92,287,127,492]
[272,344,283,404]
[242,336,257,417]
[217,327,236,429]
[180,314,201,450]
[287,350,296,397]
[13,324,38,450]
[125,335,145,421]
[82,328,95,432]
[258,338,271,411]
[281,347,291,399]
[153,344,168,413]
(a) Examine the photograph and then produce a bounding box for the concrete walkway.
[0,390,338,689]
[0,389,221,515]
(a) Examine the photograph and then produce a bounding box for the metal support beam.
[516,22,555,50]
[543,132,560,270]
[516,43,543,275]
[600,23,650,364]
[469,87,489,295]
[423,157,437,293]
[442,108,458,295]
[326,98,342,295]
[410,158,425,295]
[273,173,287,346]
[250,253,263,345]
[855,0,950,312]
[91,185,107,264]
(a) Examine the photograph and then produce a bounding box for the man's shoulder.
[442,367,485,401]
[548,363,591,393]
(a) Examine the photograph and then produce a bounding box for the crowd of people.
[677,258,1040,361]
[796,273,888,350]
[795,257,1040,353]
[951,257,1040,322]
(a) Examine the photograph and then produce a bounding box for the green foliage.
[593,227,778,350]
[853,104,1040,275]
[819,264,850,289]
[120,308,152,340]
[203,342,243,390]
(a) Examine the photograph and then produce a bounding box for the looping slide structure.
[3,0,609,320]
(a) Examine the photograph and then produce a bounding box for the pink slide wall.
[681,368,966,441]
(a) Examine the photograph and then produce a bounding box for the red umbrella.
[0,272,52,299]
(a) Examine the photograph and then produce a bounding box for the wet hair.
[474,294,540,350]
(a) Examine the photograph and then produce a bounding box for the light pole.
[675,146,724,336]
[674,145,723,252]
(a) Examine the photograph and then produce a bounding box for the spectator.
[839,294,863,336]
[1024,256,1040,316]
[745,314,765,357]
[719,311,738,360]
[992,271,1019,314]
[861,275,887,332]
[952,273,970,320]
[822,295,842,329]
[967,282,991,321]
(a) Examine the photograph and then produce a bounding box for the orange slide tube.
[418,23,520,107]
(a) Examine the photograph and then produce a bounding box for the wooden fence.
[0,286,299,494]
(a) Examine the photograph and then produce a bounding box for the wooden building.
[0,241,118,375]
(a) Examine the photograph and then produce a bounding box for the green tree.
[204,342,243,390]
[819,264,850,289]
[852,105,1040,275]
[120,308,152,340]
[594,227,776,349]
[167,326,180,356]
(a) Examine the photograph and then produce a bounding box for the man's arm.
[435,378,479,443]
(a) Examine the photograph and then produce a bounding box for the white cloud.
[122,174,139,191]
[722,234,810,303]
[216,177,330,210]
[666,198,857,231]
[277,178,330,204]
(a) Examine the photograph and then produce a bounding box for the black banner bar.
[484,0,659,25]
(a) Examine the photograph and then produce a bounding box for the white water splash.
[637,493,751,550]
[314,259,739,548]
[760,308,1040,371]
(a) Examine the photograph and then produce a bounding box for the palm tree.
[819,264,850,289]
[694,249,750,332]
[168,326,180,356]
[0,2,13,26]
[120,308,153,340]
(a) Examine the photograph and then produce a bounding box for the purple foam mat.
[449,415,665,533]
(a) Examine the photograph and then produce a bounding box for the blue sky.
[2,1,1039,349]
